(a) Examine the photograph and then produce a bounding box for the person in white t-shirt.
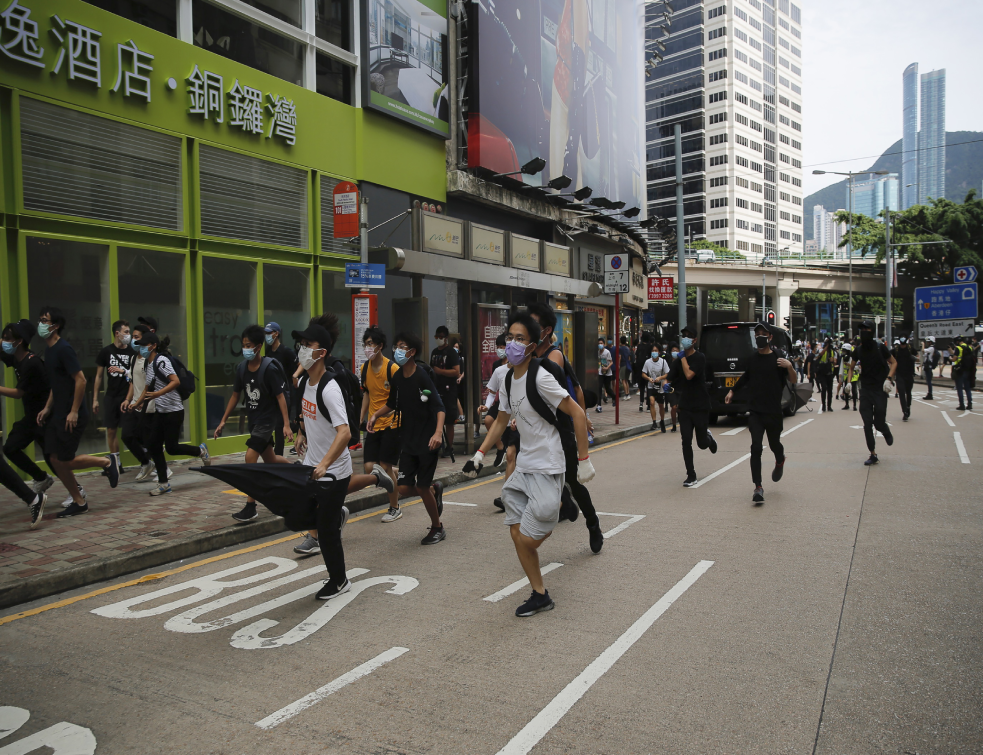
[596,339,614,411]
[462,313,595,618]
[292,322,355,602]
[642,346,670,432]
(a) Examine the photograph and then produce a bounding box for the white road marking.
[912,399,937,408]
[780,418,814,437]
[690,453,754,489]
[483,564,564,603]
[953,432,971,464]
[942,411,956,427]
[442,501,478,507]
[721,426,746,435]
[594,512,646,539]
[0,707,29,740]
[495,560,714,755]
[0,707,96,754]
[255,647,409,730]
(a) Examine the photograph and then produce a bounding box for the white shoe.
[134,463,155,483]
[381,507,402,523]
[151,468,174,483]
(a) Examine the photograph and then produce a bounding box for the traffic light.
[767,310,776,326]
[783,316,790,329]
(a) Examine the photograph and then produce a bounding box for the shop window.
[82,0,178,37]
[20,97,183,231]
[202,257,258,434]
[27,238,111,458]
[199,144,309,249]
[316,52,354,105]
[320,176,360,255]
[263,265,311,351]
[191,0,304,87]
[321,271,353,370]
[237,0,303,29]
[316,0,352,50]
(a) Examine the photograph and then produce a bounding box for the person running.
[921,337,937,400]
[290,322,355,601]
[263,322,299,455]
[952,335,974,411]
[725,323,796,504]
[92,320,134,476]
[846,320,896,466]
[119,323,156,483]
[430,325,460,456]
[1,319,54,497]
[618,336,633,399]
[891,336,915,421]
[815,339,836,412]
[462,312,594,617]
[642,344,670,432]
[838,342,858,411]
[359,327,401,523]
[133,332,210,494]
[214,325,295,522]
[658,342,680,432]
[34,307,120,517]
[666,326,717,487]
[368,331,447,546]
[597,338,614,410]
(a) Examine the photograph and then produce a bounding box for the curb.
[0,421,652,610]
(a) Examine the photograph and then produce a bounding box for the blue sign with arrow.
[954,265,978,283]
[344,263,386,288]
[914,282,978,322]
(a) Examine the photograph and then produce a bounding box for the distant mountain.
[804,131,983,240]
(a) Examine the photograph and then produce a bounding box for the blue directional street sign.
[954,265,978,283]
[344,262,386,288]
[914,282,978,322]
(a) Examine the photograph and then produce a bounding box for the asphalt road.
[1,386,981,754]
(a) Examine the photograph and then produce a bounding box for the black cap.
[680,325,697,338]
[134,332,159,346]
[291,323,333,351]
[859,319,875,330]
[754,321,771,333]
[137,315,158,331]
[5,319,35,343]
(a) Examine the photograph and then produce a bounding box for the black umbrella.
[192,464,335,531]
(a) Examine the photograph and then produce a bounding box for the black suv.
[700,322,797,423]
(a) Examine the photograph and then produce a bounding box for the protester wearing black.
[891,336,916,420]
[726,323,797,503]
[263,321,299,454]
[847,321,896,465]
[93,320,134,472]
[430,325,460,455]
[634,333,653,411]
[668,327,717,487]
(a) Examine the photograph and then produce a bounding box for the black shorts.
[439,388,459,422]
[245,421,276,453]
[103,393,127,429]
[650,390,666,405]
[503,426,520,452]
[485,403,499,421]
[3,415,44,454]
[44,413,88,461]
[363,426,400,465]
[397,448,439,489]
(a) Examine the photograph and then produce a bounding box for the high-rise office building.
[851,173,899,219]
[645,0,805,259]
[918,69,946,205]
[901,63,919,210]
[812,204,846,258]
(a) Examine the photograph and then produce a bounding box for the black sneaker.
[493,448,507,468]
[588,525,604,554]
[651,421,658,430]
[56,501,89,518]
[842,404,850,410]
[957,405,966,411]
[370,466,395,493]
[661,420,666,433]
[752,486,765,504]
[559,485,579,523]
[432,480,444,516]
[706,430,718,454]
[772,457,786,482]
[864,454,879,466]
[421,525,446,545]
[29,493,47,529]
[493,497,505,511]
[683,474,698,488]
[883,427,894,446]
[315,579,351,601]
[671,424,677,433]
[903,414,909,422]
[516,589,554,617]
[106,454,120,489]
[232,503,258,522]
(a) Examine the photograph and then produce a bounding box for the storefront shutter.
[320,176,359,256]
[19,97,183,231]
[199,144,308,249]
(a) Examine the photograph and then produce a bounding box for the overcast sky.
[802,0,983,198]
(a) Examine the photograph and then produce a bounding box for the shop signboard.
[544,242,571,276]
[333,182,359,238]
[470,223,505,265]
[510,234,541,271]
[625,257,647,309]
[556,311,574,364]
[579,250,605,286]
[648,276,674,301]
[476,304,509,405]
[422,212,464,257]
[361,0,450,137]
[352,294,377,373]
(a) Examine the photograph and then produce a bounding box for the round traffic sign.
[611,257,622,270]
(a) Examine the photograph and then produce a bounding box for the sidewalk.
[0,406,652,610]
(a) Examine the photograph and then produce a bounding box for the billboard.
[363,0,450,137]
[467,0,646,211]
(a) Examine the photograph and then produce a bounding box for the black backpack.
[503,358,576,454]
[360,359,397,392]
[931,348,941,368]
[150,353,197,401]
[235,357,287,403]
[298,366,361,449]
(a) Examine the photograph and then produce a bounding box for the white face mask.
[496,348,507,359]
[298,346,321,370]
[364,345,378,360]
[120,334,132,347]
[435,337,447,347]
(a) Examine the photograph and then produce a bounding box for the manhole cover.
[0,543,24,553]
[145,531,170,538]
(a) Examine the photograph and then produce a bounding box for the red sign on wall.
[333,181,359,239]
[648,276,675,301]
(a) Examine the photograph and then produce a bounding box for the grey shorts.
[501,471,565,540]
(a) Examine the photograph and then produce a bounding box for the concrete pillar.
[769,279,799,330]
[695,286,709,334]
[738,288,756,321]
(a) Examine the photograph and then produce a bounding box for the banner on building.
[648,276,674,301]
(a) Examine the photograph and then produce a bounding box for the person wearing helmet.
[921,337,937,399]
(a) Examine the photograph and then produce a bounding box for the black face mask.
[860,331,873,343]
[755,335,769,349]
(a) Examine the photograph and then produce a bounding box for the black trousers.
[0,453,35,504]
[563,442,599,530]
[679,408,710,476]
[120,410,152,465]
[601,375,615,403]
[859,388,889,453]
[314,475,352,587]
[817,371,833,407]
[2,416,48,481]
[147,410,202,481]
[896,374,913,416]
[923,367,933,396]
[748,412,784,486]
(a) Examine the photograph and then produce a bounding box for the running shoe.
[232,503,258,521]
[660,420,666,434]
[421,525,446,545]
[650,421,658,431]
[902,414,909,422]
[515,589,554,617]
[56,501,88,518]
[29,493,47,529]
[588,525,604,554]
[493,448,507,468]
[706,430,718,454]
[595,405,602,413]
[683,474,698,488]
[639,405,645,412]
[106,454,120,489]
[316,579,351,601]
[883,427,894,446]
[151,468,174,483]
[864,454,879,466]
[493,497,505,511]
[671,424,677,433]
[60,485,86,508]
[199,443,211,466]
[432,480,444,516]
[381,507,402,523]
[32,475,55,495]
[293,534,320,554]
[134,463,155,483]
[340,506,350,536]
[149,484,172,496]
[772,457,786,482]
[370,466,395,493]
[752,486,764,504]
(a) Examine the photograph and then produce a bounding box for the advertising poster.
[467,0,646,210]
[556,311,574,364]
[364,0,450,137]
[477,305,510,404]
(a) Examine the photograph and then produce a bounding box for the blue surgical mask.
[681,337,694,350]
[242,348,256,360]
[1,341,16,355]
[651,351,659,359]
[139,346,151,358]
[393,348,409,366]
[37,322,51,338]
[265,333,274,346]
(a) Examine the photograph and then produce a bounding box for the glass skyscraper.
[901,63,919,210]
[918,69,946,205]
[850,173,900,219]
